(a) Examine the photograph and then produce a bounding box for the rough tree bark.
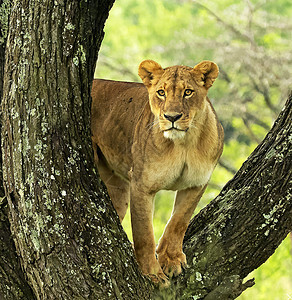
[0,0,9,193]
[1,1,36,298]
[1,1,151,299]
[0,1,291,300]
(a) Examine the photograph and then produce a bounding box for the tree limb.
[191,1,256,46]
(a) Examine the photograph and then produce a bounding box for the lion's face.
[138,60,219,140]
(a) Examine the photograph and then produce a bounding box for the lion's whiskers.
[146,119,160,132]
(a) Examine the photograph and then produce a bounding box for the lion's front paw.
[137,255,169,286]
[147,269,169,287]
[157,250,187,278]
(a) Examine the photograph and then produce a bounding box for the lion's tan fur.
[91,60,224,282]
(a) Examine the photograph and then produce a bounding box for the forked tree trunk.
[0,1,291,299]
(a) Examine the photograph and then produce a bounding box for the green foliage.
[96,0,292,298]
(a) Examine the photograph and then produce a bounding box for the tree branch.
[204,275,255,300]
[191,1,256,46]
[218,159,237,175]
[242,116,262,144]
[98,55,139,81]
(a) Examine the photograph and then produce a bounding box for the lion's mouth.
[164,126,189,132]
[162,126,189,140]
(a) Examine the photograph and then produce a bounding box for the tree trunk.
[1,1,36,298]
[0,0,10,195]
[1,1,151,299]
[1,1,291,299]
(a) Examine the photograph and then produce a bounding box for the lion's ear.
[192,61,219,89]
[138,60,164,87]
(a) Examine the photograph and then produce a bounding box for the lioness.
[91,60,224,282]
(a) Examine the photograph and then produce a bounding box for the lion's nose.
[164,113,183,123]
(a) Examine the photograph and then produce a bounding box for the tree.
[0,1,291,300]
[0,1,150,299]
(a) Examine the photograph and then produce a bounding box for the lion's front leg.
[130,183,168,284]
[157,185,207,277]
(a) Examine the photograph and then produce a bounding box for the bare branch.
[218,159,237,175]
[191,0,256,46]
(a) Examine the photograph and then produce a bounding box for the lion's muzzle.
[161,112,189,139]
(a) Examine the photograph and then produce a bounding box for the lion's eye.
[184,89,194,97]
[157,90,165,97]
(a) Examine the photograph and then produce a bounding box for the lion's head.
[138,60,219,140]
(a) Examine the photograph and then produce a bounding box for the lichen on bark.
[1,1,152,299]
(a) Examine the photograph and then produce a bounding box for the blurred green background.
[94,0,292,298]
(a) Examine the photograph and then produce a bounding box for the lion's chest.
[167,160,213,190]
[142,147,214,192]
